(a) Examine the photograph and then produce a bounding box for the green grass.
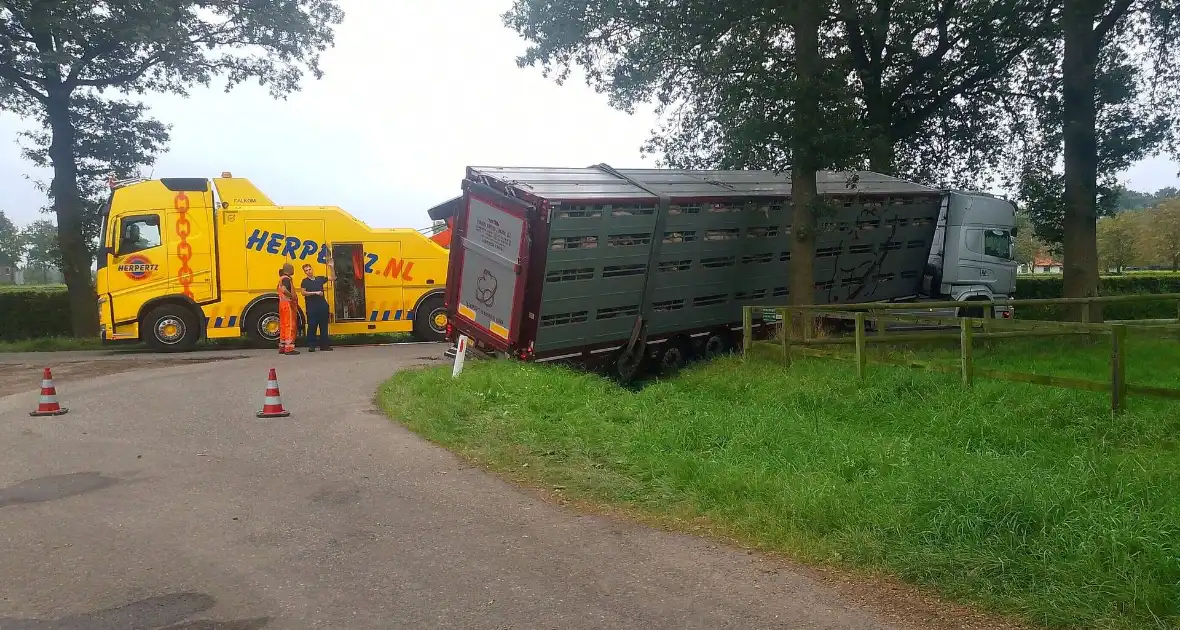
[780,326,1180,389]
[0,332,411,353]
[379,337,1180,630]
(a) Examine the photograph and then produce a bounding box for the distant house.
[1019,255,1062,275]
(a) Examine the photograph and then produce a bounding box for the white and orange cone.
[29,367,68,417]
[256,367,290,418]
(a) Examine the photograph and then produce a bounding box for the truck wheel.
[957,299,989,319]
[143,304,199,352]
[245,301,282,347]
[412,295,448,342]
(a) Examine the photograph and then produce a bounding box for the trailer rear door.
[451,186,530,348]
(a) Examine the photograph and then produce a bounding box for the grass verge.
[0,332,411,353]
[379,338,1180,630]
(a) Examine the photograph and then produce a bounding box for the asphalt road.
[0,345,988,630]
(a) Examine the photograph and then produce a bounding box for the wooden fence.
[740,293,1180,414]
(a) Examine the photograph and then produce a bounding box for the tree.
[1013,213,1043,269]
[0,1,344,336]
[18,95,171,261]
[504,0,1056,191]
[1096,210,1139,272]
[1145,199,1180,270]
[1004,0,1178,319]
[21,218,60,269]
[0,210,24,268]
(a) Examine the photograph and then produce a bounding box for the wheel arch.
[137,295,204,340]
[241,294,305,335]
[411,288,447,319]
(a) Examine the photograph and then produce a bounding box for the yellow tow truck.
[95,173,452,351]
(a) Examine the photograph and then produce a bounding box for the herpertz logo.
[118,255,159,280]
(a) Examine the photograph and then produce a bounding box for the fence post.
[855,312,866,380]
[1081,301,1092,324]
[742,306,753,358]
[1110,324,1127,414]
[778,308,791,366]
[960,317,974,386]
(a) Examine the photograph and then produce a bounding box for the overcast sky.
[2,0,1178,231]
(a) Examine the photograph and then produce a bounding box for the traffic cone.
[256,368,290,418]
[29,367,68,417]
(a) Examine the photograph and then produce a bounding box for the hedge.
[2,274,1179,341]
[0,286,72,341]
[1016,273,1180,320]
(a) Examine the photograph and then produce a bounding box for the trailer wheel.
[614,346,644,384]
[412,294,448,342]
[142,303,199,352]
[655,339,689,376]
[703,332,731,360]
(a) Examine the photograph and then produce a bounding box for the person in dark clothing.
[300,253,335,352]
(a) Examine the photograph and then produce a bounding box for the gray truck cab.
[925,191,1018,314]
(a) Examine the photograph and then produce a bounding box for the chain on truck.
[96,172,454,351]
[439,165,1019,382]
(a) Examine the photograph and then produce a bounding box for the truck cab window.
[983,229,1012,260]
[118,216,162,256]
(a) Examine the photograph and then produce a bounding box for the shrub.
[0,286,73,341]
[1016,273,1180,320]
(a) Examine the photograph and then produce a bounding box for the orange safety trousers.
[278,300,296,352]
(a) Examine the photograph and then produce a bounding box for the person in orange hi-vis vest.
[277,263,299,355]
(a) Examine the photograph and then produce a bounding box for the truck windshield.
[984,229,1013,260]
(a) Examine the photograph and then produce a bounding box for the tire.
[245,300,282,347]
[654,338,690,376]
[703,331,731,360]
[613,345,645,384]
[412,294,449,342]
[957,300,989,319]
[142,303,199,352]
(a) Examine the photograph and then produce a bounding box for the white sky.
[1,0,1178,231]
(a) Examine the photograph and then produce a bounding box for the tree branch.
[1095,0,1135,41]
[0,64,48,102]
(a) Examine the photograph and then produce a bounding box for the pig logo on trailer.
[476,269,497,308]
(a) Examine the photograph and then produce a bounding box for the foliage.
[0,0,344,336]
[20,218,59,269]
[0,285,71,340]
[1143,199,1180,270]
[1016,272,1180,319]
[0,210,24,267]
[1097,209,1141,272]
[1007,14,1173,247]
[1012,213,1043,268]
[503,0,1054,189]
[16,96,171,259]
[382,350,1180,629]
[1114,185,1180,212]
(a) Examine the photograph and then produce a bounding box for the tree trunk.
[46,89,99,337]
[1061,0,1102,322]
[789,0,822,322]
[866,106,895,174]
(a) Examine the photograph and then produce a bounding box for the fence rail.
[741,294,1180,414]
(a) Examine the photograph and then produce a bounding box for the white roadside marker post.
[451,335,468,377]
